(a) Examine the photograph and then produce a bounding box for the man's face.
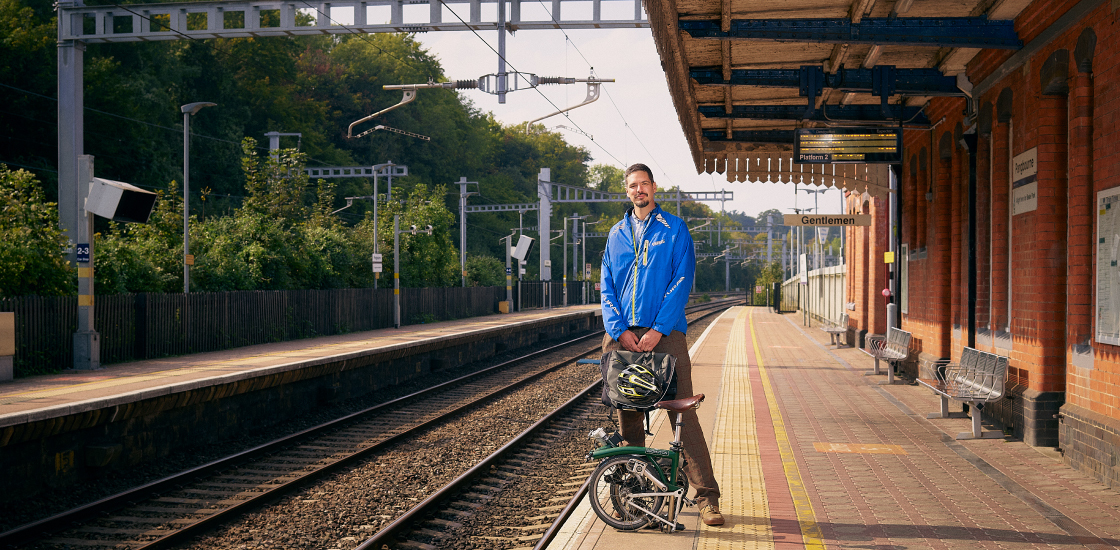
[625,171,656,209]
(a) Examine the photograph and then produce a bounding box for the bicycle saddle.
[655,394,704,413]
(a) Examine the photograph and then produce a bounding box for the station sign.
[77,243,90,263]
[371,253,383,263]
[783,214,871,226]
[794,128,902,164]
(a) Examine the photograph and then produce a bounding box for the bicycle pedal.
[659,521,686,532]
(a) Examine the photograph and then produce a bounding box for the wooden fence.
[0,286,505,377]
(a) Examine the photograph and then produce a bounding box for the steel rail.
[0,325,605,548]
[355,380,603,549]
[0,300,733,549]
[532,301,737,550]
[357,300,741,549]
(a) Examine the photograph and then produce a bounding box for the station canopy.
[647,0,1031,199]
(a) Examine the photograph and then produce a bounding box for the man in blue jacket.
[600,163,723,526]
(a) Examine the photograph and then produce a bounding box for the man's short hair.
[624,163,655,183]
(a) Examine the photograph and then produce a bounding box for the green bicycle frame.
[588,445,684,492]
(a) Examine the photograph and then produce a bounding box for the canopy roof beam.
[698,104,929,124]
[679,17,1021,49]
[690,65,967,97]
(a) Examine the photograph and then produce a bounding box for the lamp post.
[181,101,216,294]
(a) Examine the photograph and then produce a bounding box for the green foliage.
[0,165,73,296]
[466,254,505,287]
[381,184,459,288]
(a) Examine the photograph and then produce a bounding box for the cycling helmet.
[616,364,664,407]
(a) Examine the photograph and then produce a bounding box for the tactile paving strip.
[698,307,774,549]
[750,308,826,550]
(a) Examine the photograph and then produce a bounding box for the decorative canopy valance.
[699,152,891,200]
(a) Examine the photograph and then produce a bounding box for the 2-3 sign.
[77,243,90,263]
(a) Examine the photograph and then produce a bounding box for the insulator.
[454,80,478,89]
[538,76,575,85]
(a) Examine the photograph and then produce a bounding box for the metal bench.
[820,313,849,347]
[916,347,1009,440]
[860,327,911,384]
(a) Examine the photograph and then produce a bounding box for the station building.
[878,0,1114,475]
[649,0,1120,487]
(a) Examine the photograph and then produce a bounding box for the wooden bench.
[917,347,1009,440]
[820,313,849,347]
[860,327,911,384]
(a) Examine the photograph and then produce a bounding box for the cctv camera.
[410,224,417,232]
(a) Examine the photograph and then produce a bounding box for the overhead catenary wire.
[531,0,674,186]
[433,0,626,167]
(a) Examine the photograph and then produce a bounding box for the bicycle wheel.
[587,455,665,530]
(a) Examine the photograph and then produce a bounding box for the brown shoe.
[700,504,725,526]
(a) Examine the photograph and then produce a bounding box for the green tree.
[0,165,73,297]
[466,254,504,287]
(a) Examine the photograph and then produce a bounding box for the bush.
[0,165,73,297]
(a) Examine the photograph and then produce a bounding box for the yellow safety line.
[699,306,773,549]
[749,308,826,550]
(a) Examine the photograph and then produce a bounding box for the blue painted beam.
[698,104,929,124]
[690,66,964,96]
[702,130,794,143]
[680,17,1021,49]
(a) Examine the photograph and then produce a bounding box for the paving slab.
[547,307,1120,550]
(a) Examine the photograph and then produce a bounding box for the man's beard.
[631,197,650,208]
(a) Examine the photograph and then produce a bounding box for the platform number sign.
[77,243,90,263]
[505,267,512,275]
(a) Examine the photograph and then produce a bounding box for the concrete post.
[0,312,13,381]
[74,155,99,370]
[394,215,401,328]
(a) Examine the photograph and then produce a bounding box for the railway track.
[358,300,736,550]
[0,299,739,550]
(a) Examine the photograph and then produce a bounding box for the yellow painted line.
[77,267,93,278]
[78,295,93,306]
[813,442,907,455]
[750,308,826,550]
[699,306,774,549]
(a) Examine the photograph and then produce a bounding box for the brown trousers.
[602,328,721,508]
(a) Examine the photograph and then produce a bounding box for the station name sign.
[794,128,902,164]
[783,214,871,226]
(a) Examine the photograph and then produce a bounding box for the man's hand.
[637,329,663,352]
[618,330,642,352]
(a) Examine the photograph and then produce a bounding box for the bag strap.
[644,410,654,436]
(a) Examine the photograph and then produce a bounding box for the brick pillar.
[976,104,993,336]
[868,196,888,335]
[949,128,963,351]
[991,90,1012,336]
[1067,59,1094,362]
[918,148,928,251]
[860,196,871,341]
[1016,50,1070,447]
[930,134,953,359]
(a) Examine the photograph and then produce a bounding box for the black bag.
[599,350,677,411]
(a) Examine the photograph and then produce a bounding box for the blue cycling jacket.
[600,204,695,341]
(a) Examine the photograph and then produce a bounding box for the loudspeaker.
[86,177,157,223]
[512,235,535,262]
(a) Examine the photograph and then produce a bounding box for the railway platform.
[0,304,601,503]
[546,306,1120,550]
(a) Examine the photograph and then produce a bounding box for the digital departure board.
[794,128,902,164]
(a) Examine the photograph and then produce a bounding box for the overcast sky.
[410,24,846,223]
